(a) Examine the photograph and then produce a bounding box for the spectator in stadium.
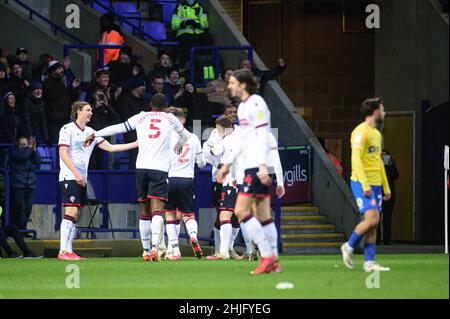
[239,57,286,92]
[146,50,173,88]
[163,67,183,105]
[98,13,124,66]
[0,63,10,98]
[318,137,343,176]
[116,76,148,168]
[109,46,145,96]
[173,81,210,126]
[43,60,80,144]
[0,48,11,74]
[14,47,32,80]
[22,81,50,145]
[145,75,166,102]
[86,71,121,169]
[171,0,213,67]
[204,68,235,107]
[0,92,25,144]
[8,136,41,230]
[377,149,399,246]
[8,61,30,104]
[85,69,120,106]
[32,53,53,82]
[0,92,25,167]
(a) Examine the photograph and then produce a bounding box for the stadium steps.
[280,205,345,255]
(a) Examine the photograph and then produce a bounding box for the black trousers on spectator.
[49,119,68,145]
[0,224,31,257]
[177,32,213,66]
[11,188,34,230]
[378,198,395,245]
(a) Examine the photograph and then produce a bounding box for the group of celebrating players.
[54,64,393,275]
[56,68,285,275]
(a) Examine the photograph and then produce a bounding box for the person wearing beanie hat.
[15,47,32,80]
[22,81,50,144]
[43,59,80,144]
[163,67,182,105]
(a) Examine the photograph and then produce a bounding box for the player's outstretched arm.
[174,128,190,155]
[97,140,138,153]
[59,146,85,187]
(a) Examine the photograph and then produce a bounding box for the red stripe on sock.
[220,220,231,225]
[63,215,76,222]
[140,214,152,220]
[241,214,253,224]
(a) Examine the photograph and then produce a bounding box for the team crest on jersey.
[370,199,377,206]
[64,183,68,189]
[244,186,249,192]
[227,189,231,195]
[70,196,76,203]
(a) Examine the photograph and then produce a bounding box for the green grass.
[0,254,448,299]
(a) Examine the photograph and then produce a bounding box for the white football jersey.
[58,122,105,182]
[168,131,203,178]
[237,94,272,170]
[125,111,184,172]
[202,128,221,182]
[220,130,237,186]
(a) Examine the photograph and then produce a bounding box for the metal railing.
[4,0,86,45]
[189,45,254,87]
[63,44,123,69]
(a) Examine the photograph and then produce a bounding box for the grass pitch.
[0,254,447,299]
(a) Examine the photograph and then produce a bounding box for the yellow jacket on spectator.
[171,1,209,37]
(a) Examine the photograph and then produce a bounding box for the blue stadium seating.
[114,2,138,16]
[92,0,111,14]
[143,21,167,42]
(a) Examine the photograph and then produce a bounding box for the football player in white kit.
[58,101,138,261]
[217,69,280,275]
[204,115,237,260]
[164,107,206,260]
[85,94,190,262]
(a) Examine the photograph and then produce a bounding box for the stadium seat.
[121,11,142,34]
[37,146,54,171]
[143,21,179,46]
[162,3,177,23]
[114,2,138,16]
[143,21,167,42]
[92,0,111,14]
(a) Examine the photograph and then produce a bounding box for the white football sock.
[166,223,180,256]
[151,215,164,250]
[240,222,253,255]
[214,227,220,254]
[243,217,273,258]
[139,218,152,251]
[59,218,73,253]
[159,223,167,250]
[230,227,240,251]
[219,222,232,257]
[185,218,198,240]
[262,221,279,258]
[67,223,77,253]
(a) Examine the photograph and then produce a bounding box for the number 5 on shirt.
[149,119,161,139]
